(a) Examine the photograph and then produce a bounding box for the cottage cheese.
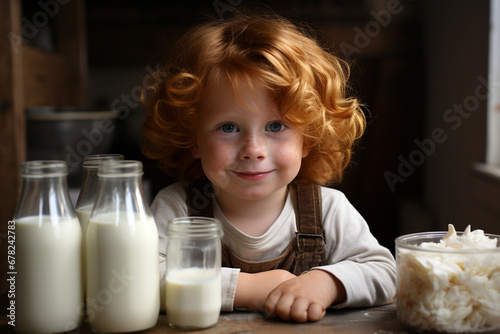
[396,225,500,333]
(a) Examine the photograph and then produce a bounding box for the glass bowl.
[395,231,500,333]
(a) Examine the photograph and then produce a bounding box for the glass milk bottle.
[86,160,159,333]
[13,160,83,334]
[165,217,223,329]
[75,154,123,303]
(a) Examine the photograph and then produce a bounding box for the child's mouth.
[233,170,272,181]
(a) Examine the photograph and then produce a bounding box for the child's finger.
[273,294,296,321]
[289,298,310,322]
[264,290,281,318]
[307,303,326,322]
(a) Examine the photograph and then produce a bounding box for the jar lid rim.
[167,217,223,237]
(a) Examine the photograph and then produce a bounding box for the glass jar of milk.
[165,217,223,329]
[13,160,83,334]
[86,160,159,334]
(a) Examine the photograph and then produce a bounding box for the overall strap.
[292,182,325,274]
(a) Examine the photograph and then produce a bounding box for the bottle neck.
[14,174,75,220]
[92,174,151,219]
[75,166,99,209]
[100,175,144,194]
[75,154,124,209]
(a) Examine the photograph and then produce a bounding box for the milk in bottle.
[13,160,83,334]
[86,160,159,333]
[75,154,124,298]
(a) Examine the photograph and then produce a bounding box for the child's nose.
[239,135,266,161]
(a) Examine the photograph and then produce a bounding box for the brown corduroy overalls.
[187,181,325,275]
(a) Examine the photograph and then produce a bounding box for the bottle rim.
[97,160,144,177]
[21,160,68,177]
[82,154,125,168]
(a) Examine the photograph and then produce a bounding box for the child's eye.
[219,123,239,133]
[266,122,286,133]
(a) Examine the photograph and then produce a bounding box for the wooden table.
[3,303,500,334]
[149,304,404,334]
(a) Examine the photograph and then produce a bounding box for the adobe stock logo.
[384,76,494,192]
[8,0,70,54]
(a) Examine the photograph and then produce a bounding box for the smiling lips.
[233,170,273,181]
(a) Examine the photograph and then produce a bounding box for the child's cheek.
[199,143,232,183]
[205,141,232,162]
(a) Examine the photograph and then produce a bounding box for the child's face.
[193,78,309,202]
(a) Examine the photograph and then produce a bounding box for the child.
[142,13,396,323]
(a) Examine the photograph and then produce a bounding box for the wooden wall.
[0,0,87,294]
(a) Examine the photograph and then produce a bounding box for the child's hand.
[264,270,346,323]
[234,270,296,312]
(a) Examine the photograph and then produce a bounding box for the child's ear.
[191,144,200,159]
[302,145,311,158]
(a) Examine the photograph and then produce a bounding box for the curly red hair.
[142,13,366,185]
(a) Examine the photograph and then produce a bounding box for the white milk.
[75,204,93,295]
[16,215,83,334]
[86,212,159,333]
[166,268,221,328]
[75,204,93,233]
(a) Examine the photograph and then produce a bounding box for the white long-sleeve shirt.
[151,182,396,312]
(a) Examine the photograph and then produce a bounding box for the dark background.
[30,0,499,251]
